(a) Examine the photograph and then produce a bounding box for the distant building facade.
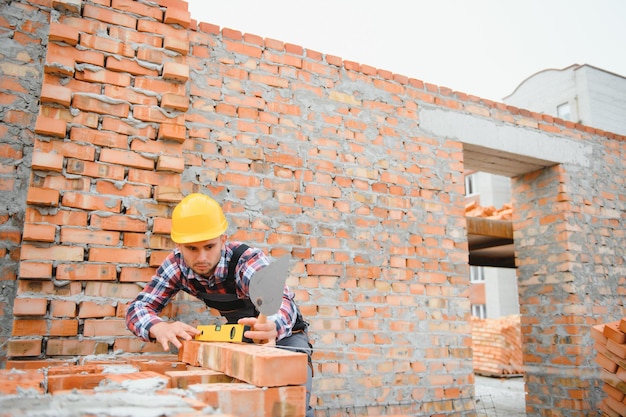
[503,64,626,136]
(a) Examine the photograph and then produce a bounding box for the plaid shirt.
[125,242,299,341]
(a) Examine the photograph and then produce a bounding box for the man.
[125,193,313,416]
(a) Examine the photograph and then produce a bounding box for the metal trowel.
[248,254,291,343]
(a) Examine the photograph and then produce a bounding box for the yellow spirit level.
[195,324,253,343]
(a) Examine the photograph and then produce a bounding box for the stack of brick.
[592,319,626,416]
[471,315,523,376]
[0,341,309,417]
[465,200,513,220]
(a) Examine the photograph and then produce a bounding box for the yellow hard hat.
[170,194,229,243]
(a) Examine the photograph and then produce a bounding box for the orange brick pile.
[592,319,626,416]
[465,200,513,220]
[471,315,523,376]
[0,341,309,417]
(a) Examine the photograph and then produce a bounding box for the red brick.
[99,148,154,169]
[56,263,117,281]
[152,218,172,234]
[84,282,142,299]
[25,207,88,227]
[44,49,75,77]
[34,115,66,138]
[158,123,187,142]
[6,338,42,357]
[618,318,626,334]
[149,250,171,267]
[165,369,233,388]
[46,339,109,356]
[13,298,48,316]
[72,94,130,118]
[604,321,626,344]
[31,151,64,172]
[22,223,56,242]
[111,0,163,20]
[131,359,187,374]
[161,93,189,111]
[83,319,132,337]
[79,33,124,55]
[61,191,122,212]
[4,359,74,370]
[606,395,626,416]
[18,262,53,279]
[94,181,152,199]
[162,62,189,82]
[50,300,78,318]
[190,383,306,417]
[40,82,72,107]
[180,341,308,387]
[49,319,79,336]
[109,26,162,48]
[59,228,120,245]
[76,68,131,87]
[133,106,186,125]
[51,42,104,67]
[135,77,185,96]
[102,116,157,139]
[163,35,189,55]
[47,364,105,376]
[26,186,60,206]
[123,232,149,248]
[70,126,129,149]
[596,352,618,373]
[603,381,625,401]
[127,168,181,188]
[78,301,116,318]
[66,159,125,181]
[47,372,108,393]
[163,6,191,28]
[154,186,183,203]
[90,213,148,232]
[54,0,82,14]
[106,56,159,76]
[607,339,626,359]
[119,266,156,283]
[48,21,79,45]
[83,4,137,28]
[17,280,82,297]
[20,244,84,262]
[112,337,166,354]
[36,136,96,160]
[136,46,173,64]
[101,371,171,389]
[0,369,45,394]
[103,84,159,106]
[88,247,147,264]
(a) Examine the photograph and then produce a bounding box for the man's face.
[177,235,226,276]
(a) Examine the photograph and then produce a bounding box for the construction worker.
[125,193,314,416]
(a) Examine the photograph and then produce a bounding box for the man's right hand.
[149,321,201,351]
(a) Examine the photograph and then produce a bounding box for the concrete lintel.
[419,108,593,168]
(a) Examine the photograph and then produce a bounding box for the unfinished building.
[0,0,625,415]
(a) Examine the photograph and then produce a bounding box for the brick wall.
[0,0,50,376]
[1,0,625,415]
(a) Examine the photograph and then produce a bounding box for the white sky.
[187,0,626,103]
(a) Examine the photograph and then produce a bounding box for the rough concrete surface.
[474,375,526,417]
